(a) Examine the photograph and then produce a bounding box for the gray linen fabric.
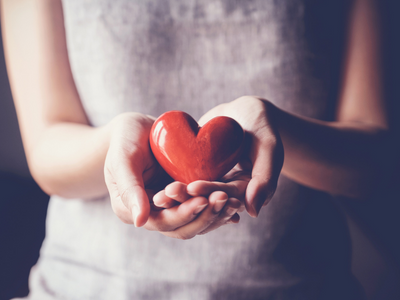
[23,0,365,299]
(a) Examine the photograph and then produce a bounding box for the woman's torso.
[29,1,364,299]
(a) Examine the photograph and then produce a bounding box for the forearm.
[28,121,113,199]
[270,102,391,198]
[1,0,113,199]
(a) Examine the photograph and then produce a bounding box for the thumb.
[120,183,150,227]
[245,132,283,217]
[116,155,151,227]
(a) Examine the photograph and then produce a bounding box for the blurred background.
[0,1,400,300]
[0,19,49,300]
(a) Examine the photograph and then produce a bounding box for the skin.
[1,0,391,239]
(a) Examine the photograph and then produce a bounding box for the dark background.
[0,1,400,299]
[0,18,49,300]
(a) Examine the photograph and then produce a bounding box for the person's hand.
[197,96,284,217]
[104,112,214,232]
[152,164,249,238]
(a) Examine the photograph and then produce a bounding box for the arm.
[1,0,107,198]
[276,0,389,198]
[1,0,240,237]
[195,0,391,216]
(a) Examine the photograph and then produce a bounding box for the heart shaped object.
[150,111,244,184]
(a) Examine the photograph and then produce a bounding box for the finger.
[198,198,242,235]
[226,213,240,224]
[121,183,150,227]
[187,180,246,200]
[164,182,191,203]
[153,190,178,209]
[106,171,134,224]
[209,191,228,214]
[245,132,283,217]
[146,189,165,211]
[107,151,151,227]
[163,197,241,240]
[153,181,191,208]
[145,196,208,232]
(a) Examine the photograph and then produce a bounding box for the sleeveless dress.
[24,0,365,299]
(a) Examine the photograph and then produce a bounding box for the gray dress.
[25,0,365,299]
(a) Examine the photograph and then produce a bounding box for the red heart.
[150,111,244,184]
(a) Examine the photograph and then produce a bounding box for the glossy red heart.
[150,111,244,184]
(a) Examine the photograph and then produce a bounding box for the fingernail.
[226,206,237,215]
[251,201,263,218]
[186,183,199,196]
[193,204,208,215]
[213,199,227,213]
[165,193,178,199]
[132,204,139,227]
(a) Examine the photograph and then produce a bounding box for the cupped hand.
[104,112,216,232]
[152,186,242,239]
[197,96,284,217]
[152,164,249,238]
[104,113,162,226]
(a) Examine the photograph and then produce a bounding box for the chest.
[62,0,348,125]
